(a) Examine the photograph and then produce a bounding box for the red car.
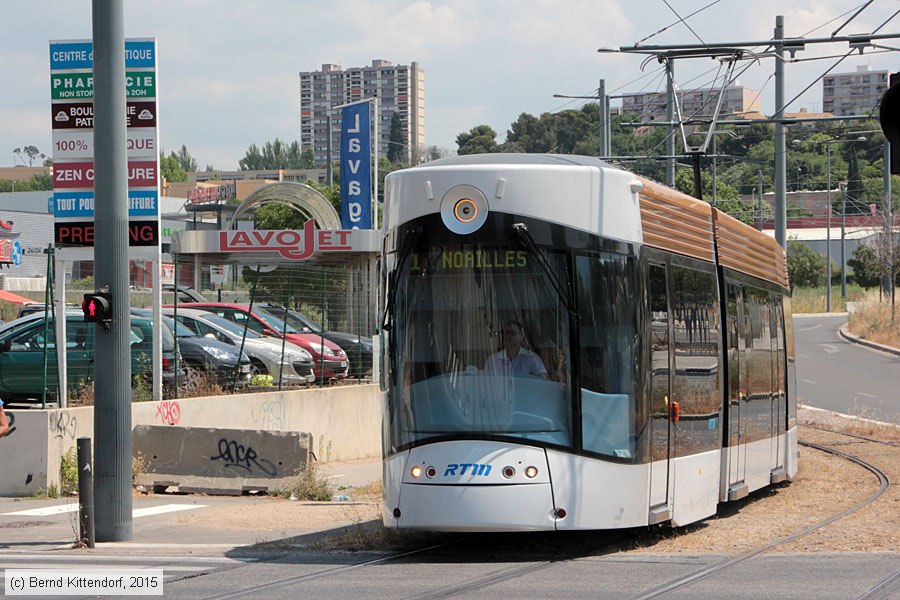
[164,303,349,380]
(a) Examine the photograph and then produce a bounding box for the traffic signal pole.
[92,0,133,541]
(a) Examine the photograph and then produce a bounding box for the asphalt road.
[794,313,900,424]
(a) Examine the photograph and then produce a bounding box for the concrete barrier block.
[133,425,312,495]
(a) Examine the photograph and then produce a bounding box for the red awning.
[0,290,35,304]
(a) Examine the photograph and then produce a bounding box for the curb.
[838,326,900,357]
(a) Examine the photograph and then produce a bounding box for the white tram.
[379,154,797,531]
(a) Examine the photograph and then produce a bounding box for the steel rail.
[634,438,890,599]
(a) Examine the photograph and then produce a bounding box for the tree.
[159,152,187,182]
[239,139,308,170]
[174,145,198,172]
[299,149,315,169]
[847,243,882,289]
[456,125,500,155]
[13,145,46,166]
[787,240,826,290]
[387,112,406,164]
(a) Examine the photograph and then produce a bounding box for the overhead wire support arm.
[599,31,900,55]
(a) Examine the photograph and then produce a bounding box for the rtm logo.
[444,463,492,477]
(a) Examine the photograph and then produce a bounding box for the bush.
[787,241,826,289]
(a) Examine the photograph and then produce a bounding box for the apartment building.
[299,60,425,166]
[621,83,761,121]
[822,65,888,117]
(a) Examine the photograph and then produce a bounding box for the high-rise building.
[621,83,761,121]
[299,60,425,166]
[822,65,888,116]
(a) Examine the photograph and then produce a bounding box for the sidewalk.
[0,458,382,556]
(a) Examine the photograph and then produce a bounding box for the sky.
[2,0,899,171]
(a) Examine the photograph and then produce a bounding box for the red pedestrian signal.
[82,292,113,323]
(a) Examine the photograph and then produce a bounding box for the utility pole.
[598,79,607,158]
[774,15,787,248]
[326,114,333,187]
[666,60,676,187]
[884,142,894,298]
[92,0,132,541]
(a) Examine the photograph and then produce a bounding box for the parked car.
[162,285,207,304]
[256,303,373,378]
[131,309,251,390]
[169,303,349,380]
[0,310,178,401]
[17,302,81,319]
[163,308,315,386]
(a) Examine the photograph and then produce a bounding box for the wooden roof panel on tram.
[637,177,715,263]
[636,177,789,289]
[713,209,789,289]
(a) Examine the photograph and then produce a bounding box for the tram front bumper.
[392,481,556,531]
[384,441,559,532]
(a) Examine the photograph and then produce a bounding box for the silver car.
[163,308,316,386]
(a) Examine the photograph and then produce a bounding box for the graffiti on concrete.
[49,411,76,439]
[251,399,285,431]
[210,438,277,477]
[155,400,181,425]
[6,412,16,436]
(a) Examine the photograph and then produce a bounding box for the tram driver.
[484,321,548,379]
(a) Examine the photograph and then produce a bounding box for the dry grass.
[846,291,900,348]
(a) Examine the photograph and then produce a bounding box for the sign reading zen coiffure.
[49,38,160,247]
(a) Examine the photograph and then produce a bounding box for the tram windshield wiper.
[381,226,422,332]
[512,223,573,313]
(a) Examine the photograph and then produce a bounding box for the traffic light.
[878,72,900,174]
[82,292,113,324]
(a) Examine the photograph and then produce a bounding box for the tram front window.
[391,245,572,448]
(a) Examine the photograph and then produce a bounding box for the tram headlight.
[525,466,538,479]
[440,185,488,234]
[502,466,516,479]
[410,465,423,478]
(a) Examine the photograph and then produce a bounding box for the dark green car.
[0,311,178,401]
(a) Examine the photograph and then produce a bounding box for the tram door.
[648,264,674,518]
[770,297,785,473]
[726,284,747,491]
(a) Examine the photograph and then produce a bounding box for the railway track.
[635,428,892,599]
[195,426,894,600]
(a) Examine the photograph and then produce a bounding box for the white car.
[163,308,316,386]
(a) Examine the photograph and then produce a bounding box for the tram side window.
[575,254,638,459]
[671,265,721,457]
[745,289,773,444]
[772,295,786,434]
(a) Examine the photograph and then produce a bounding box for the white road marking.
[801,379,817,384]
[132,504,207,518]
[3,503,206,518]
[821,343,840,354]
[3,504,78,516]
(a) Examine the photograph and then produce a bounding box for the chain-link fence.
[0,251,376,407]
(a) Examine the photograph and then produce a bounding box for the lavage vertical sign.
[340,102,372,229]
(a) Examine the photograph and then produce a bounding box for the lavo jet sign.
[339,102,372,229]
[219,220,352,260]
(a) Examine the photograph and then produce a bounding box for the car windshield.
[202,314,262,339]
[285,310,322,334]
[162,315,196,338]
[252,308,299,334]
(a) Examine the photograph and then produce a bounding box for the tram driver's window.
[575,254,637,458]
